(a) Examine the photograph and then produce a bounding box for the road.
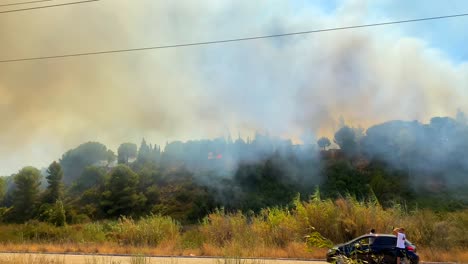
[0,253,328,264]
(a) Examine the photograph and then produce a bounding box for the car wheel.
[371,254,386,264]
[401,257,411,264]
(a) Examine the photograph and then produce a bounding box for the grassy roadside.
[0,235,464,262]
[0,196,465,262]
[0,242,324,259]
[1,242,467,263]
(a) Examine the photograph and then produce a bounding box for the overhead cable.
[0,0,53,7]
[0,0,98,14]
[1,12,468,63]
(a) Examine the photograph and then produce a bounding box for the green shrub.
[252,207,299,247]
[38,201,66,227]
[108,215,180,246]
[179,228,205,249]
[79,222,107,243]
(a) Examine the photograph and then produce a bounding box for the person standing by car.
[396,228,407,264]
[369,228,376,244]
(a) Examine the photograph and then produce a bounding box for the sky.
[1,0,468,175]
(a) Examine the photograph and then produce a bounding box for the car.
[326,234,419,264]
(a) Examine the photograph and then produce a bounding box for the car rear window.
[373,237,396,246]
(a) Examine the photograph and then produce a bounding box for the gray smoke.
[1,0,468,175]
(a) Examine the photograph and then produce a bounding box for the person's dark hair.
[370,228,376,234]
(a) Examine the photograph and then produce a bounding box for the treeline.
[0,115,467,225]
[321,114,468,209]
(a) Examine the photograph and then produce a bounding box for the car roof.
[348,234,414,245]
[354,234,396,240]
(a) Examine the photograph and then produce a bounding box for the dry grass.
[0,254,66,264]
[0,242,169,256]
[214,257,266,264]
[0,241,322,259]
[0,241,467,262]
[0,197,466,262]
[83,256,123,264]
[418,247,468,263]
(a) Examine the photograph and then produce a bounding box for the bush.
[108,215,180,246]
[21,220,67,242]
[38,201,66,227]
[179,228,205,249]
[252,207,299,247]
[200,208,238,247]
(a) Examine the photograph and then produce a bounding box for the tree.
[70,166,106,195]
[118,143,138,164]
[151,145,161,163]
[317,137,331,150]
[321,160,369,199]
[151,167,215,224]
[137,139,152,164]
[231,156,295,212]
[361,120,421,168]
[10,167,42,222]
[60,142,111,184]
[107,149,117,164]
[0,177,6,205]
[43,161,64,204]
[101,165,146,217]
[334,126,358,157]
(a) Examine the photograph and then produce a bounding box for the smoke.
[1,0,468,175]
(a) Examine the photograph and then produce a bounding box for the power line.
[0,0,53,7]
[0,0,98,14]
[1,12,468,63]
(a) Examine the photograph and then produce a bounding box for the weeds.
[214,257,265,264]
[150,257,179,264]
[84,256,121,264]
[0,197,466,262]
[0,255,65,264]
[129,255,150,264]
[108,215,180,246]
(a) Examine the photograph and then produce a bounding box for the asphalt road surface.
[0,253,328,264]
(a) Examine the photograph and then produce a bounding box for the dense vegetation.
[0,115,467,230]
[0,195,465,261]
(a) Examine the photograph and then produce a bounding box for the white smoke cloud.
[0,0,467,175]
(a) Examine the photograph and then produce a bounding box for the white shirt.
[396,232,406,248]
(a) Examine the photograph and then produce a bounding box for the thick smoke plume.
[1,0,468,175]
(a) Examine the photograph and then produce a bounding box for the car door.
[350,237,372,263]
[370,237,397,264]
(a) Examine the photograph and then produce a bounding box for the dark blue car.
[326,234,419,264]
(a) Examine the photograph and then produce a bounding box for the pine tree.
[137,139,151,164]
[101,165,146,217]
[11,167,41,222]
[44,161,64,204]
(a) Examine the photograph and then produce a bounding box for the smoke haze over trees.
[0,115,467,224]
